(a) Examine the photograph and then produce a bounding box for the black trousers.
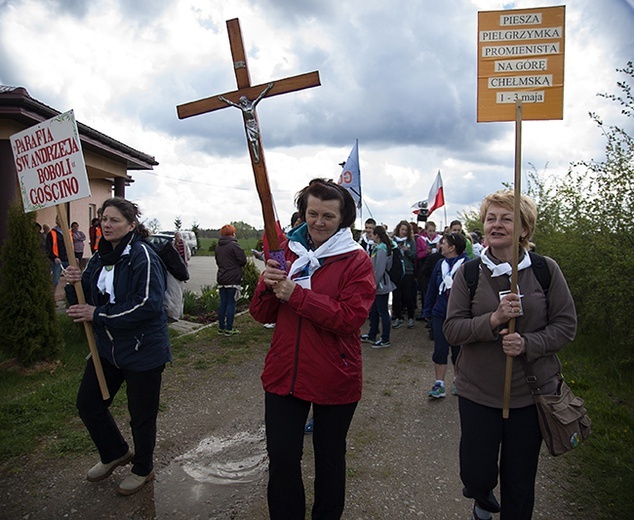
[458,396,543,520]
[392,273,416,320]
[265,392,357,520]
[76,356,164,477]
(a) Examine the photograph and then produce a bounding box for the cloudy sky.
[1,0,633,232]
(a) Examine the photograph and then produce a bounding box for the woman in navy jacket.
[65,197,171,496]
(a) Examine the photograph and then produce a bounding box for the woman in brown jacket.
[444,191,577,520]
[215,224,247,335]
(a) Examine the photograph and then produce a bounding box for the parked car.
[146,234,176,251]
[159,230,197,256]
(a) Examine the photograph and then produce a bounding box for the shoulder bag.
[520,357,592,456]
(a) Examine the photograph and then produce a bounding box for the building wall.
[35,178,113,257]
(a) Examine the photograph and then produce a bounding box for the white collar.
[480,247,531,277]
[96,243,131,303]
[287,228,362,278]
[439,257,466,292]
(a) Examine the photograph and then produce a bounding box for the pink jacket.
[250,245,375,405]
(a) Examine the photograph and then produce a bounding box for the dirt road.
[0,315,579,519]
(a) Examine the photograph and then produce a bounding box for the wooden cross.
[176,18,321,260]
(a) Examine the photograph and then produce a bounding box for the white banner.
[10,109,90,212]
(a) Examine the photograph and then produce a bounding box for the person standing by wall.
[45,216,69,297]
[215,224,247,335]
[64,197,171,496]
[89,217,102,255]
[70,221,87,268]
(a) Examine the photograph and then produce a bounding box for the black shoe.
[462,488,500,513]
[471,503,492,520]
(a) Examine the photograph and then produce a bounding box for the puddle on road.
[154,428,268,517]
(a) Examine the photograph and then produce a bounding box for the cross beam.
[176,18,321,258]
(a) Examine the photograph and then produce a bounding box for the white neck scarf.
[439,257,466,292]
[288,228,362,279]
[97,266,116,303]
[480,246,532,277]
[96,244,131,303]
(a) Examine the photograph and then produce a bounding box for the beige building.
[0,86,158,252]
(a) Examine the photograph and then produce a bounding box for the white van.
[160,230,198,256]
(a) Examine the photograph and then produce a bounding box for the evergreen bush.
[0,202,63,365]
[241,259,260,301]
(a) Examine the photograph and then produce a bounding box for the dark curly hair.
[100,197,150,238]
[295,178,356,229]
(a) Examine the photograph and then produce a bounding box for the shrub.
[241,259,260,301]
[0,203,63,365]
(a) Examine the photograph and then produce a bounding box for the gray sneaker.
[87,449,133,482]
[372,339,391,348]
[407,318,414,328]
[392,319,403,329]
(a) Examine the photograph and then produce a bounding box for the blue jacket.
[423,253,470,320]
[67,234,171,371]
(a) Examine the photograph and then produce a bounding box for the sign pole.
[502,100,523,419]
[9,110,109,400]
[56,205,110,400]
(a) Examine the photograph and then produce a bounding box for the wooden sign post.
[177,18,321,267]
[10,110,110,400]
[476,6,565,418]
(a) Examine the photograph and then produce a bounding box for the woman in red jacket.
[250,178,375,520]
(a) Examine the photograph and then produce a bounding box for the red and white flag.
[427,170,445,215]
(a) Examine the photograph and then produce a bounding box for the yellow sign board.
[477,6,565,122]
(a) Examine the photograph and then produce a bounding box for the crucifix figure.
[176,18,321,264]
[218,82,273,163]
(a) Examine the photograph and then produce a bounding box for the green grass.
[557,332,634,519]
[196,237,260,256]
[0,316,121,461]
[0,312,270,466]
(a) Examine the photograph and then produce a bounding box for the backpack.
[145,240,189,321]
[148,239,189,282]
[463,251,551,300]
[387,248,404,286]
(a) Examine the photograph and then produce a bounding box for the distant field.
[196,237,260,256]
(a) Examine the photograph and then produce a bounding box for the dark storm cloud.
[137,1,512,161]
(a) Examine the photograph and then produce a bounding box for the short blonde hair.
[479,190,537,250]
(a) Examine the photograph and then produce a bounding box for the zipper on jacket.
[341,353,349,367]
[289,317,303,395]
[105,327,120,368]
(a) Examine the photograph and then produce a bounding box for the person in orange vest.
[45,216,69,294]
[89,217,102,254]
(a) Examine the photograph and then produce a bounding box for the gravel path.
[0,315,580,519]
